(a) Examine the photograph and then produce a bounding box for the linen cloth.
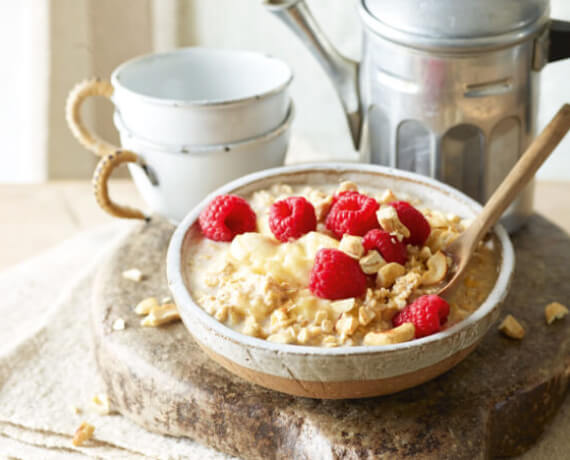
[0,222,233,459]
[0,221,568,459]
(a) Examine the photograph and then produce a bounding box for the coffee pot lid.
[361,0,550,50]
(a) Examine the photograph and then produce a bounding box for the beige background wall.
[1,0,569,182]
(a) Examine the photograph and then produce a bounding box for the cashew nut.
[337,180,358,193]
[421,251,448,285]
[339,234,365,259]
[363,322,415,346]
[376,262,406,288]
[359,250,386,274]
[331,297,357,315]
[376,205,410,239]
[335,312,359,337]
[378,189,397,204]
[498,314,525,339]
[545,302,568,325]
[134,297,159,315]
[358,306,376,326]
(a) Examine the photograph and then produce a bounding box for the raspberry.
[390,201,431,246]
[269,196,317,242]
[392,295,450,338]
[309,248,367,300]
[331,190,359,207]
[362,229,407,265]
[325,192,379,238]
[199,195,257,242]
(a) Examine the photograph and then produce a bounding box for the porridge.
[187,181,499,347]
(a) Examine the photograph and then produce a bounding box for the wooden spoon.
[439,104,570,298]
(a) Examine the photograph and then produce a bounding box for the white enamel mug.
[67,48,292,147]
[65,48,294,222]
[95,104,294,223]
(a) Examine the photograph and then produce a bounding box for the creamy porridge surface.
[187,182,499,347]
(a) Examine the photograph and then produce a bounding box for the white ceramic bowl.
[111,47,293,145]
[167,164,515,399]
[114,104,294,223]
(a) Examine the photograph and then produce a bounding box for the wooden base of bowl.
[198,340,479,399]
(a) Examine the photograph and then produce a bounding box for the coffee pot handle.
[263,0,362,151]
[549,20,570,63]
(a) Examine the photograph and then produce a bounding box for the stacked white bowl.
[67,48,294,222]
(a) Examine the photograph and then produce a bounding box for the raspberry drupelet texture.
[199,195,257,242]
[363,228,408,265]
[392,294,450,338]
[390,201,431,246]
[325,192,379,238]
[269,196,317,242]
[309,248,367,300]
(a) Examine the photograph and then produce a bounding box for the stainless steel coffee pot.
[264,0,570,231]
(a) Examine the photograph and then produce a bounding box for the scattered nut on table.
[544,301,568,325]
[70,405,82,415]
[498,314,525,339]
[112,318,126,331]
[72,421,95,446]
[134,297,159,315]
[90,393,112,415]
[122,268,144,282]
[141,302,181,327]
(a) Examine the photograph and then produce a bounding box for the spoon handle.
[466,104,570,248]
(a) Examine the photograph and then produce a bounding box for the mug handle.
[93,151,147,220]
[66,77,118,157]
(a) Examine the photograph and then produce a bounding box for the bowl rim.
[111,47,293,108]
[113,102,295,155]
[167,163,515,357]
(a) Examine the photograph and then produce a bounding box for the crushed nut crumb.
[112,318,125,331]
[337,180,358,193]
[134,297,159,315]
[90,393,112,415]
[544,302,568,325]
[359,250,386,274]
[378,189,397,204]
[376,205,410,239]
[338,234,365,259]
[498,314,525,339]
[140,303,181,327]
[363,322,415,346]
[122,268,144,282]
[72,421,95,446]
[70,405,82,415]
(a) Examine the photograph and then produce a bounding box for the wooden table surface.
[1,180,569,272]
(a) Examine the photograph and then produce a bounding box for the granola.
[188,183,499,346]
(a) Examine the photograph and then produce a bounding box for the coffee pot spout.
[263,0,362,150]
